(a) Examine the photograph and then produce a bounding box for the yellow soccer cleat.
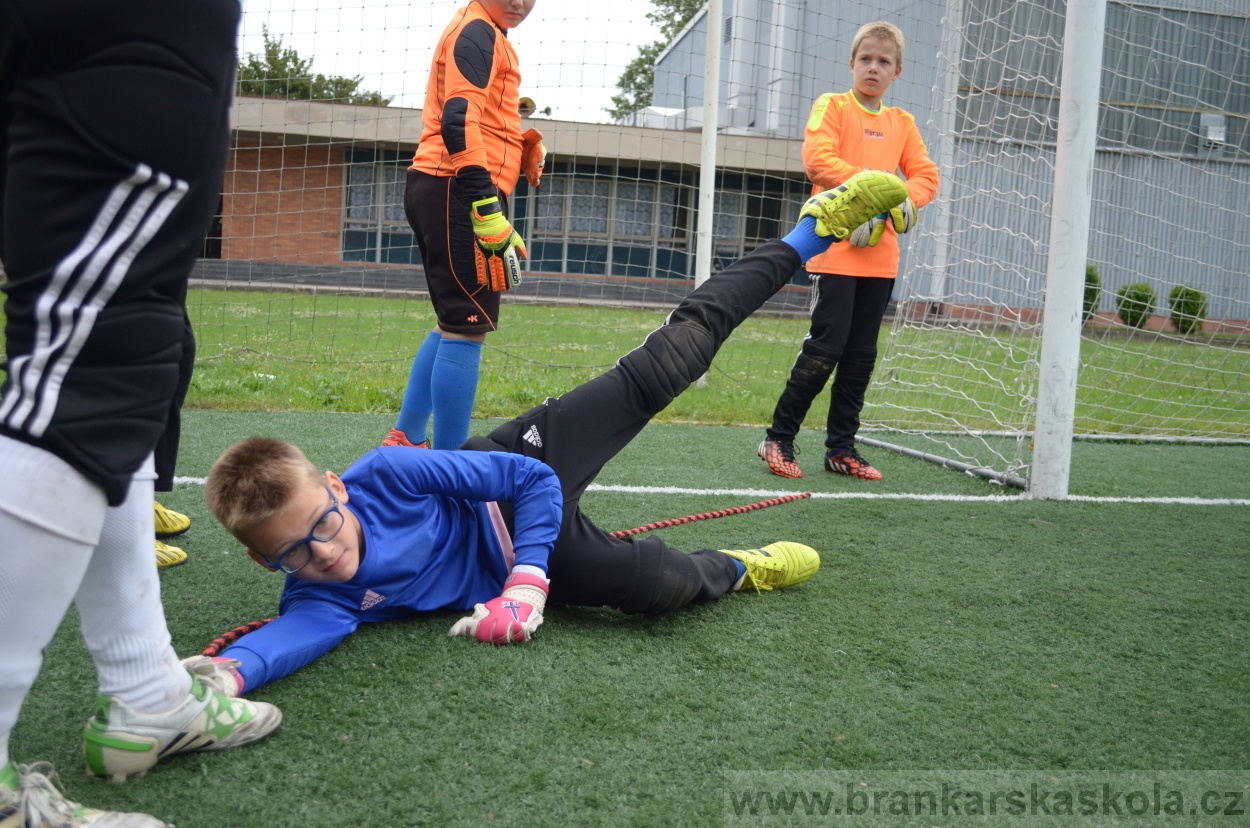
[799,170,910,241]
[721,542,820,592]
[155,540,187,569]
[153,501,190,538]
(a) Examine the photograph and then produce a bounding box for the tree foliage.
[237,27,392,106]
[608,0,704,120]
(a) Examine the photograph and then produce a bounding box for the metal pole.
[857,436,1029,490]
[694,0,723,291]
[922,0,964,311]
[1029,0,1107,500]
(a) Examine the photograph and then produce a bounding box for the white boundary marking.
[173,477,1248,506]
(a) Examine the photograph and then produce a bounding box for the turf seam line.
[174,477,1247,505]
[584,486,1250,505]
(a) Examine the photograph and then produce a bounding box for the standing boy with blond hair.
[758,21,940,481]
[385,0,547,452]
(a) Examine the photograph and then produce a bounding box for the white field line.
[174,477,1249,506]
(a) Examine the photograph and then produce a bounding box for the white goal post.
[869,0,1250,496]
[1031,0,1107,499]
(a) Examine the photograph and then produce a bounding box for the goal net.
[184,0,1249,483]
[870,0,1250,484]
[194,0,832,425]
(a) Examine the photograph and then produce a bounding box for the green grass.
[11,412,1249,827]
[2,284,1246,438]
[186,288,814,424]
[185,289,1250,437]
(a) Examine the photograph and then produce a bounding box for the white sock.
[0,436,108,768]
[75,456,190,714]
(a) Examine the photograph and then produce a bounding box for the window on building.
[615,182,655,237]
[342,148,421,264]
[711,173,809,272]
[518,163,697,279]
[958,0,1249,157]
[514,162,804,280]
[201,196,223,259]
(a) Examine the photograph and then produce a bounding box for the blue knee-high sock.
[781,216,838,262]
[395,330,442,441]
[430,338,483,450]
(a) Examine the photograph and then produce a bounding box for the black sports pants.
[154,310,195,493]
[404,169,503,335]
[0,0,238,504]
[464,240,803,615]
[766,273,895,450]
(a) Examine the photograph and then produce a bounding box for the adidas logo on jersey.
[361,589,386,610]
[522,425,543,447]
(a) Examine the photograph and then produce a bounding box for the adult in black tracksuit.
[0,2,280,824]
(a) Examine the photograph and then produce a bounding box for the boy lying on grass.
[186,170,910,696]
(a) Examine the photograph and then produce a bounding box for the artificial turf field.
[13,411,1250,827]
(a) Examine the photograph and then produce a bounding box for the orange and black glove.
[521,128,546,187]
[469,195,526,291]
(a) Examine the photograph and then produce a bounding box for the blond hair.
[852,21,905,66]
[206,436,324,535]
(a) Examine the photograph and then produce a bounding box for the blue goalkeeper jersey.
[222,447,563,690]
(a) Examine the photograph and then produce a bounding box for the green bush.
[1168,285,1208,335]
[1083,265,1101,322]
[1115,282,1155,329]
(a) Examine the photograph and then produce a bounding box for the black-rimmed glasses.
[270,487,345,574]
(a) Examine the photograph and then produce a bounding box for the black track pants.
[766,273,894,450]
[0,0,238,504]
[464,240,804,614]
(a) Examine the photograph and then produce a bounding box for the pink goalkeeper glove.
[181,655,246,697]
[449,571,549,645]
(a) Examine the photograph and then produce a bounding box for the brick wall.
[222,140,344,263]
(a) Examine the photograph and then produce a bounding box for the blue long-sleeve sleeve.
[222,600,359,691]
[221,447,563,692]
[363,448,562,573]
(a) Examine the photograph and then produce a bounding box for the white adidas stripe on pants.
[0,163,188,438]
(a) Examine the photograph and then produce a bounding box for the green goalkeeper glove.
[888,197,918,235]
[797,170,909,241]
[470,195,526,291]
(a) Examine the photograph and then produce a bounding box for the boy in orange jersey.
[758,20,940,481]
[385,0,546,451]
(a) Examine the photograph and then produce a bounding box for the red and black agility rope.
[201,491,812,656]
[202,619,274,657]
[607,491,811,538]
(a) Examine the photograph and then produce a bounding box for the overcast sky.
[239,0,668,122]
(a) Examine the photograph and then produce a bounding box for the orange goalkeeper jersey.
[803,91,940,278]
[411,1,524,194]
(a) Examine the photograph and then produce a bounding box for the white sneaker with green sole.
[1,761,169,828]
[83,673,281,781]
